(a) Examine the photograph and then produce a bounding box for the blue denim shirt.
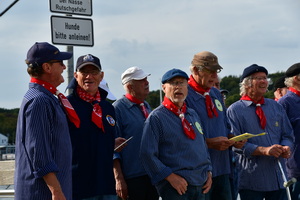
[227,98,294,191]
[140,105,212,187]
[185,86,232,177]
[113,96,151,179]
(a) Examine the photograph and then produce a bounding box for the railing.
[0,189,14,198]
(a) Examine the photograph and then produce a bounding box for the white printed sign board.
[51,15,94,46]
[49,0,92,16]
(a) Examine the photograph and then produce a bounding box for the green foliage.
[0,108,19,143]
[146,89,163,109]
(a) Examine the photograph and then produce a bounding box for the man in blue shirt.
[227,64,294,200]
[15,42,73,200]
[185,51,237,200]
[113,66,159,200]
[140,68,212,200]
[278,63,300,200]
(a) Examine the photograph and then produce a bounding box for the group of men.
[14,42,300,200]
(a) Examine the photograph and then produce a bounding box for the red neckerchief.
[240,95,266,129]
[162,96,196,140]
[289,87,300,97]
[30,77,80,128]
[188,75,218,118]
[76,85,104,132]
[125,93,149,119]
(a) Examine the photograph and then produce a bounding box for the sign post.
[49,0,93,94]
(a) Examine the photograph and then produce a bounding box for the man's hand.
[165,173,188,195]
[206,136,235,151]
[253,144,291,158]
[233,140,247,149]
[280,145,291,158]
[114,137,127,152]
[115,177,128,199]
[202,171,212,194]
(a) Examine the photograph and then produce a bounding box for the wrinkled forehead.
[251,71,267,77]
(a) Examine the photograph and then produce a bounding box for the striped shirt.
[14,83,72,200]
[278,90,300,178]
[140,105,212,188]
[227,98,294,191]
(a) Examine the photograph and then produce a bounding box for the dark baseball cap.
[26,42,72,67]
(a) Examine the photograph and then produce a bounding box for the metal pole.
[66,45,74,95]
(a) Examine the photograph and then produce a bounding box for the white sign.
[50,0,92,16]
[51,15,94,46]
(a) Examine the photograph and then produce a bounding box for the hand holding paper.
[229,132,267,142]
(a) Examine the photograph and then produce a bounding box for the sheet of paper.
[229,132,267,142]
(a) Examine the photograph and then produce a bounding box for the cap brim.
[77,62,101,71]
[55,52,73,60]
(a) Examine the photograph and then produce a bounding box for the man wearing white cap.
[113,66,159,200]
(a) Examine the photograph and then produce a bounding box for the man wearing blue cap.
[15,42,76,200]
[66,54,126,200]
[278,63,300,200]
[140,68,212,200]
[227,64,294,200]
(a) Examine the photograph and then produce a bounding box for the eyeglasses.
[167,81,188,87]
[79,70,100,76]
[47,60,64,66]
[201,67,221,74]
[251,76,271,82]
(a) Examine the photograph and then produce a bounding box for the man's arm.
[113,159,128,199]
[43,172,66,200]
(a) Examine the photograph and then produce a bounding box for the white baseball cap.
[121,66,150,85]
[99,79,117,101]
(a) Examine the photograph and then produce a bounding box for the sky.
[1,0,300,109]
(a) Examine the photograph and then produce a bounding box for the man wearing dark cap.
[15,42,76,200]
[140,68,212,200]
[185,51,239,200]
[112,66,159,200]
[273,76,288,101]
[227,64,294,200]
[66,54,125,200]
[278,62,300,200]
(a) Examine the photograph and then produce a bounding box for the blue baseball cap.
[161,68,189,84]
[26,42,72,67]
[76,54,102,71]
[240,64,268,82]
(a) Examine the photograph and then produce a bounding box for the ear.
[99,71,104,81]
[192,66,198,74]
[162,84,166,93]
[42,63,52,73]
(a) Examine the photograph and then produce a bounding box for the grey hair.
[239,76,252,96]
[189,64,205,73]
[285,74,300,87]
[123,80,134,92]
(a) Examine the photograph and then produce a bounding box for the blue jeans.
[82,195,117,200]
[159,182,205,200]
[239,189,287,200]
[205,174,232,200]
[291,180,300,200]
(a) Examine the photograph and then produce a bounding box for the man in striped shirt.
[15,42,73,200]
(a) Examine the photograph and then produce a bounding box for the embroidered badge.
[215,99,223,112]
[106,115,115,126]
[195,122,203,134]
